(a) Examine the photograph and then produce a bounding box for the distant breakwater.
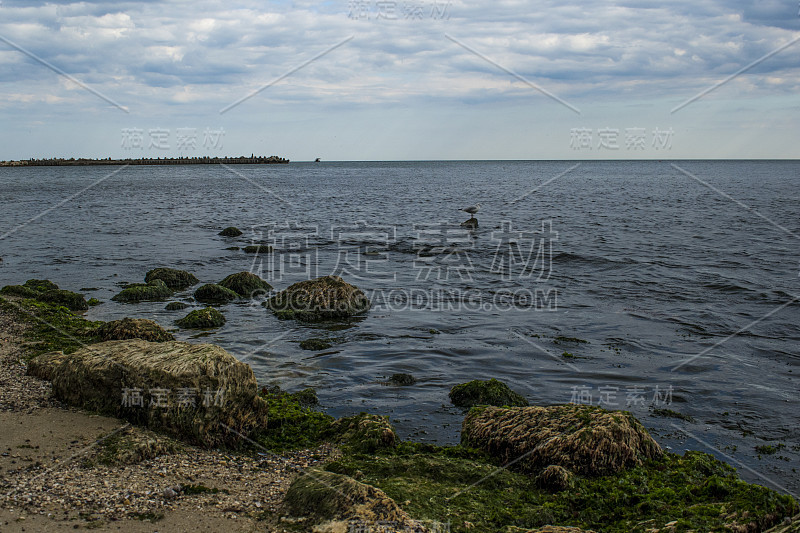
[0,155,289,167]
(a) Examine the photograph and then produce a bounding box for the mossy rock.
[449,378,528,408]
[87,298,101,306]
[144,268,200,291]
[218,272,272,298]
[254,386,333,451]
[243,245,273,254]
[299,337,332,351]
[111,279,173,303]
[23,279,59,292]
[27,339,268,447]
[461,404,663,476]
[165,302,189,311]
[389,373,417,386]
[193,283,238,304]
[218,226,243,237]
[265,275,370,321]
[38,289,89,311]
[0,285,40,299]
[175,307,225,329]
[284,469,415,526]
[94,426,181,466]
[91,318,175,342]
[535,465,574,492]
[328,413,397,453]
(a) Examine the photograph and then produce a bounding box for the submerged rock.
[144,268,200,291]
[38,289,88,311]
[193,283,238,304]
[449,378,528,407]
[328,413,397,453]
[243,244,273,254]
[175,307,225,329]
[461,218,478,229]
[218,271,272,298]
[299,337,332,351]
[111,279,173,303]
[91,318,175,342]
[265,275,369,321]
[27,339,268,446]
[388,373,416,386]
[285,469,415,527]
[218,226,243,237]
[461,404,663,476]
[165,301,189,311]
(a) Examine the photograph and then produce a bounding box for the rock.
[163,487,178,499]
[95,426,180,466]
[91,318,175,342]
[765,514,800,533]
[299,338,332,351]
[87,298,101,306]
[535,464,574,492]
[218,226,243,237]
[111,279,173,303]
[0,285,40,299]
[144,268,200,291]
[193,283,239,304]
[165,301,189,311]
[27,339,268,446]
[449,378,528,408]
[243,245,273,254]
[328,413,397,453]
[218,272,272,298]
[461,218,478,229]
[461,404,663,476]
[175,307,225,329]
[511,528,597,533]
[23,279,59,292]
[37,289,89,311]
[388,373,416,386]
[291,387,320,407]
[284,469,414,527]
[265,275,369,321]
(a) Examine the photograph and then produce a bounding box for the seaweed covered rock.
[284,469,417,528]
[0,284,41,299]
[165,301,189,311]
[461,404,663,476]
[193,283,239,304]
[535,464,574,492]
[517,528,596,533]
[449,378,528,407]
[266,275,369,321]
[218,271,272,298]
[328,413,397,453]
[91,318,175,342]
[255,386,333,451]
[144,268,199,291]
[389,373,416,386]
[27,339,268,446]
[111,279,173,303]
[243,244,272,254]
[24,279,60,292]
[175,307,225,329]
[299,337,332,351]
[1,280,88,311]
[94,426,181,466]
[218,226,243,237]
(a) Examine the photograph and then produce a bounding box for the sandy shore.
[0,304,334,532]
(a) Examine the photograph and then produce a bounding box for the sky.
[0,0,798,161]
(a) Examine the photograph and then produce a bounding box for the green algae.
[23,279,59,292]
[87,298,100,306]
[449,378,528,408]
[218,272,272,298]
[111,279,173,303]
[38,289,89,311]
[325,447,798,533]
[253,387,333,452]
[165,301,189,311]
[175,307,225,329]
[193,283,239,304]
[1,281,88,311]
[328,413,398,454]
[144,268,200,290]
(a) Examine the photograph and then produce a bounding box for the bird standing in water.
[461,203,480,219]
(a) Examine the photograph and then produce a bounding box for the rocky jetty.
[265,275,369,321]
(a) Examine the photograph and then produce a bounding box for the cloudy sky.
[0,0,798,160]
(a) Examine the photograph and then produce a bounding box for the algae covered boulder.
[91,318,175,342]
[193,283,239,304]
[144,268,199,291]
[165,301,189,311]
[450,378,528,407]
[218,271,272,298]
[266,275,369,321]
[27,339,268,446]
[243,244,272,254]
[462,404,662,476]
[218,226,243,237]
[112,279,173,303]
[176,307,225,329]
[299,337,332,351]
[285,469,418,529]
[328,413,397,453]
[535,464,574,492]
[0,284,40,299]
[23,279,60,292]
[388,373,416,386]
[37,289,89,311]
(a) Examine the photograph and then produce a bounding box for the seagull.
[461,203,480,219]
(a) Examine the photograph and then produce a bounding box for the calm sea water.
[1,160,799,493]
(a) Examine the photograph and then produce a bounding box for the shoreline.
[0,156,289,167]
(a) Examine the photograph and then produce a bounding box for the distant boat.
[315,157,321,162]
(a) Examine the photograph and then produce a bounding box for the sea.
[1,160,798,494]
